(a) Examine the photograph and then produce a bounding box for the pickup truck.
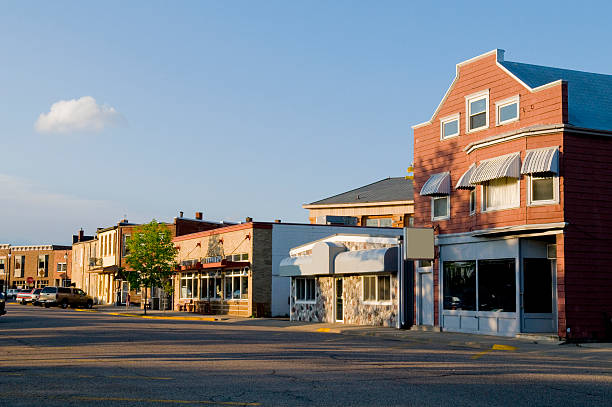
[17,288,35,304]
[38,286,94,309]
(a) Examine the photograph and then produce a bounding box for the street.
[1,305,611,406]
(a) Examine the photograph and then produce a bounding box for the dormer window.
[466,90,489,132]
[440,114,460,139]
[496,96,519,125]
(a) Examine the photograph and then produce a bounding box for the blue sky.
[1,1,611,244]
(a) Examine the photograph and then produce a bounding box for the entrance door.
[120,281,129,304]
[335,278,344,322]
[522,258,555,332]
[418,272,434,326]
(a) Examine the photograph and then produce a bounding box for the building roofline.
[303,200,414,209]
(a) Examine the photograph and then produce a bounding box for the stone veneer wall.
[290,274,398,327]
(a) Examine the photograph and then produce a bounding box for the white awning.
[521,146,559,174]
[419,172,450,196]
[470,152,521,184]
[334,247,399,275]
[455,164,476,190]
[278,256,314,277]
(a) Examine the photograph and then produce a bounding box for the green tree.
[124,220,177,315]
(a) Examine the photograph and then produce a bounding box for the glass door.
[335,278,344,322]
[522,258,555,332]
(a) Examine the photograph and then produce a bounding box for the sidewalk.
[86,304,602,351]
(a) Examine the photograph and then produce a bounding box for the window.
[496,96,519,125]
[432,196,449,220]
[418,260,432,268]
[469,189,476,214]
[123,235,131,256]
[363,275,391,302]
[224,269,248,300]
[365,217,393,227]
[444,259,516,313]
[529,175,558,205]
[295,278,316,302]
[57,263,67,272]
[225,253,249,262]
[440,114,460,139]
[466,90,489,132]
[0,258,5,272]
[14,256,24,278]
[180,273,196,299]
[482,177,519,211]
[477,259,516,312]
[443,261,476,311]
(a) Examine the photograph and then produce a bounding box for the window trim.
[527,174,559,206]
[431,195,450,221]
[465,89,490,133]
[362,275,392,305]
[495,95,520,126]
[440,113,460,140]
[481,177,520,212]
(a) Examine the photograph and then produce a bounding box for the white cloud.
[0,174,124,244]
[35,96,125,134]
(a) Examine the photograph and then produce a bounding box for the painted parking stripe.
[472,343,518,359]
[73,396,260,405]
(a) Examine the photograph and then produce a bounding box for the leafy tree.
[124,220,177,315]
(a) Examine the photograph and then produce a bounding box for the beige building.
[303,177,414,228]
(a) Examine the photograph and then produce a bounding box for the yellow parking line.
[472,343,517,359]
[72,396,260,405]
[316,328,331,332]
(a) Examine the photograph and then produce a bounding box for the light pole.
[6,250,11,298]
[63,253,68,287]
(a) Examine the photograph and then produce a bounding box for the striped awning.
[455,164,476,190]
[469,152,521,184]
[521,146,559,174]
[420,172,450,196]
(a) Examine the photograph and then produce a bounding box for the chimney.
[72,235,78,244]
[274,219,281,223]
[179,211,184,218]
[245,217,253,223]
[79,229,84,241]
[195,211,203,220]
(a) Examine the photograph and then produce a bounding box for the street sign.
[26,277,34,284]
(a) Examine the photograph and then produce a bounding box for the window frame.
[362,275,392,304]
[528,174,559,206]
[465,90,490,133]
[295,277,316,304]
[431,195,450,221]
[495,95,520,126]
[440,113,460,140]
[481,177,520,212]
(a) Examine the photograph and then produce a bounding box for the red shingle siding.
[562,133,612,340]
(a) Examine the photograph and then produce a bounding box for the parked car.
[17,288,35,305]
[0,293,6,316]
[31,289,43,306]
[7,288,19,300]
[38,286,94,309]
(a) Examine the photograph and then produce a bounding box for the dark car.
[0,293,6,316]
[38,286,94,309]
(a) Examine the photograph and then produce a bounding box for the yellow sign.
[405,164,414,180]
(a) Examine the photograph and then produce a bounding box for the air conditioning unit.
[547,244,557,260]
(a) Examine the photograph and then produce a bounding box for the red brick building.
[412,49,612,340]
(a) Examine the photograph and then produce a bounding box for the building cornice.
[464,124,612,154]
[303,200,414,209]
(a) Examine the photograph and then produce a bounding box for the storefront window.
[443,261,476,310]
[478,259,516,312]
[296,278,315,302]
[223,269,248,300]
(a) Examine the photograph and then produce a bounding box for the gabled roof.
[413,49,612,133]
[500,60,612,132]
[305,177,414,206]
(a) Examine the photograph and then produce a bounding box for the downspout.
[397,236,403,329]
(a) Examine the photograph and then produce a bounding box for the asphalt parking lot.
[1,303,611,406]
